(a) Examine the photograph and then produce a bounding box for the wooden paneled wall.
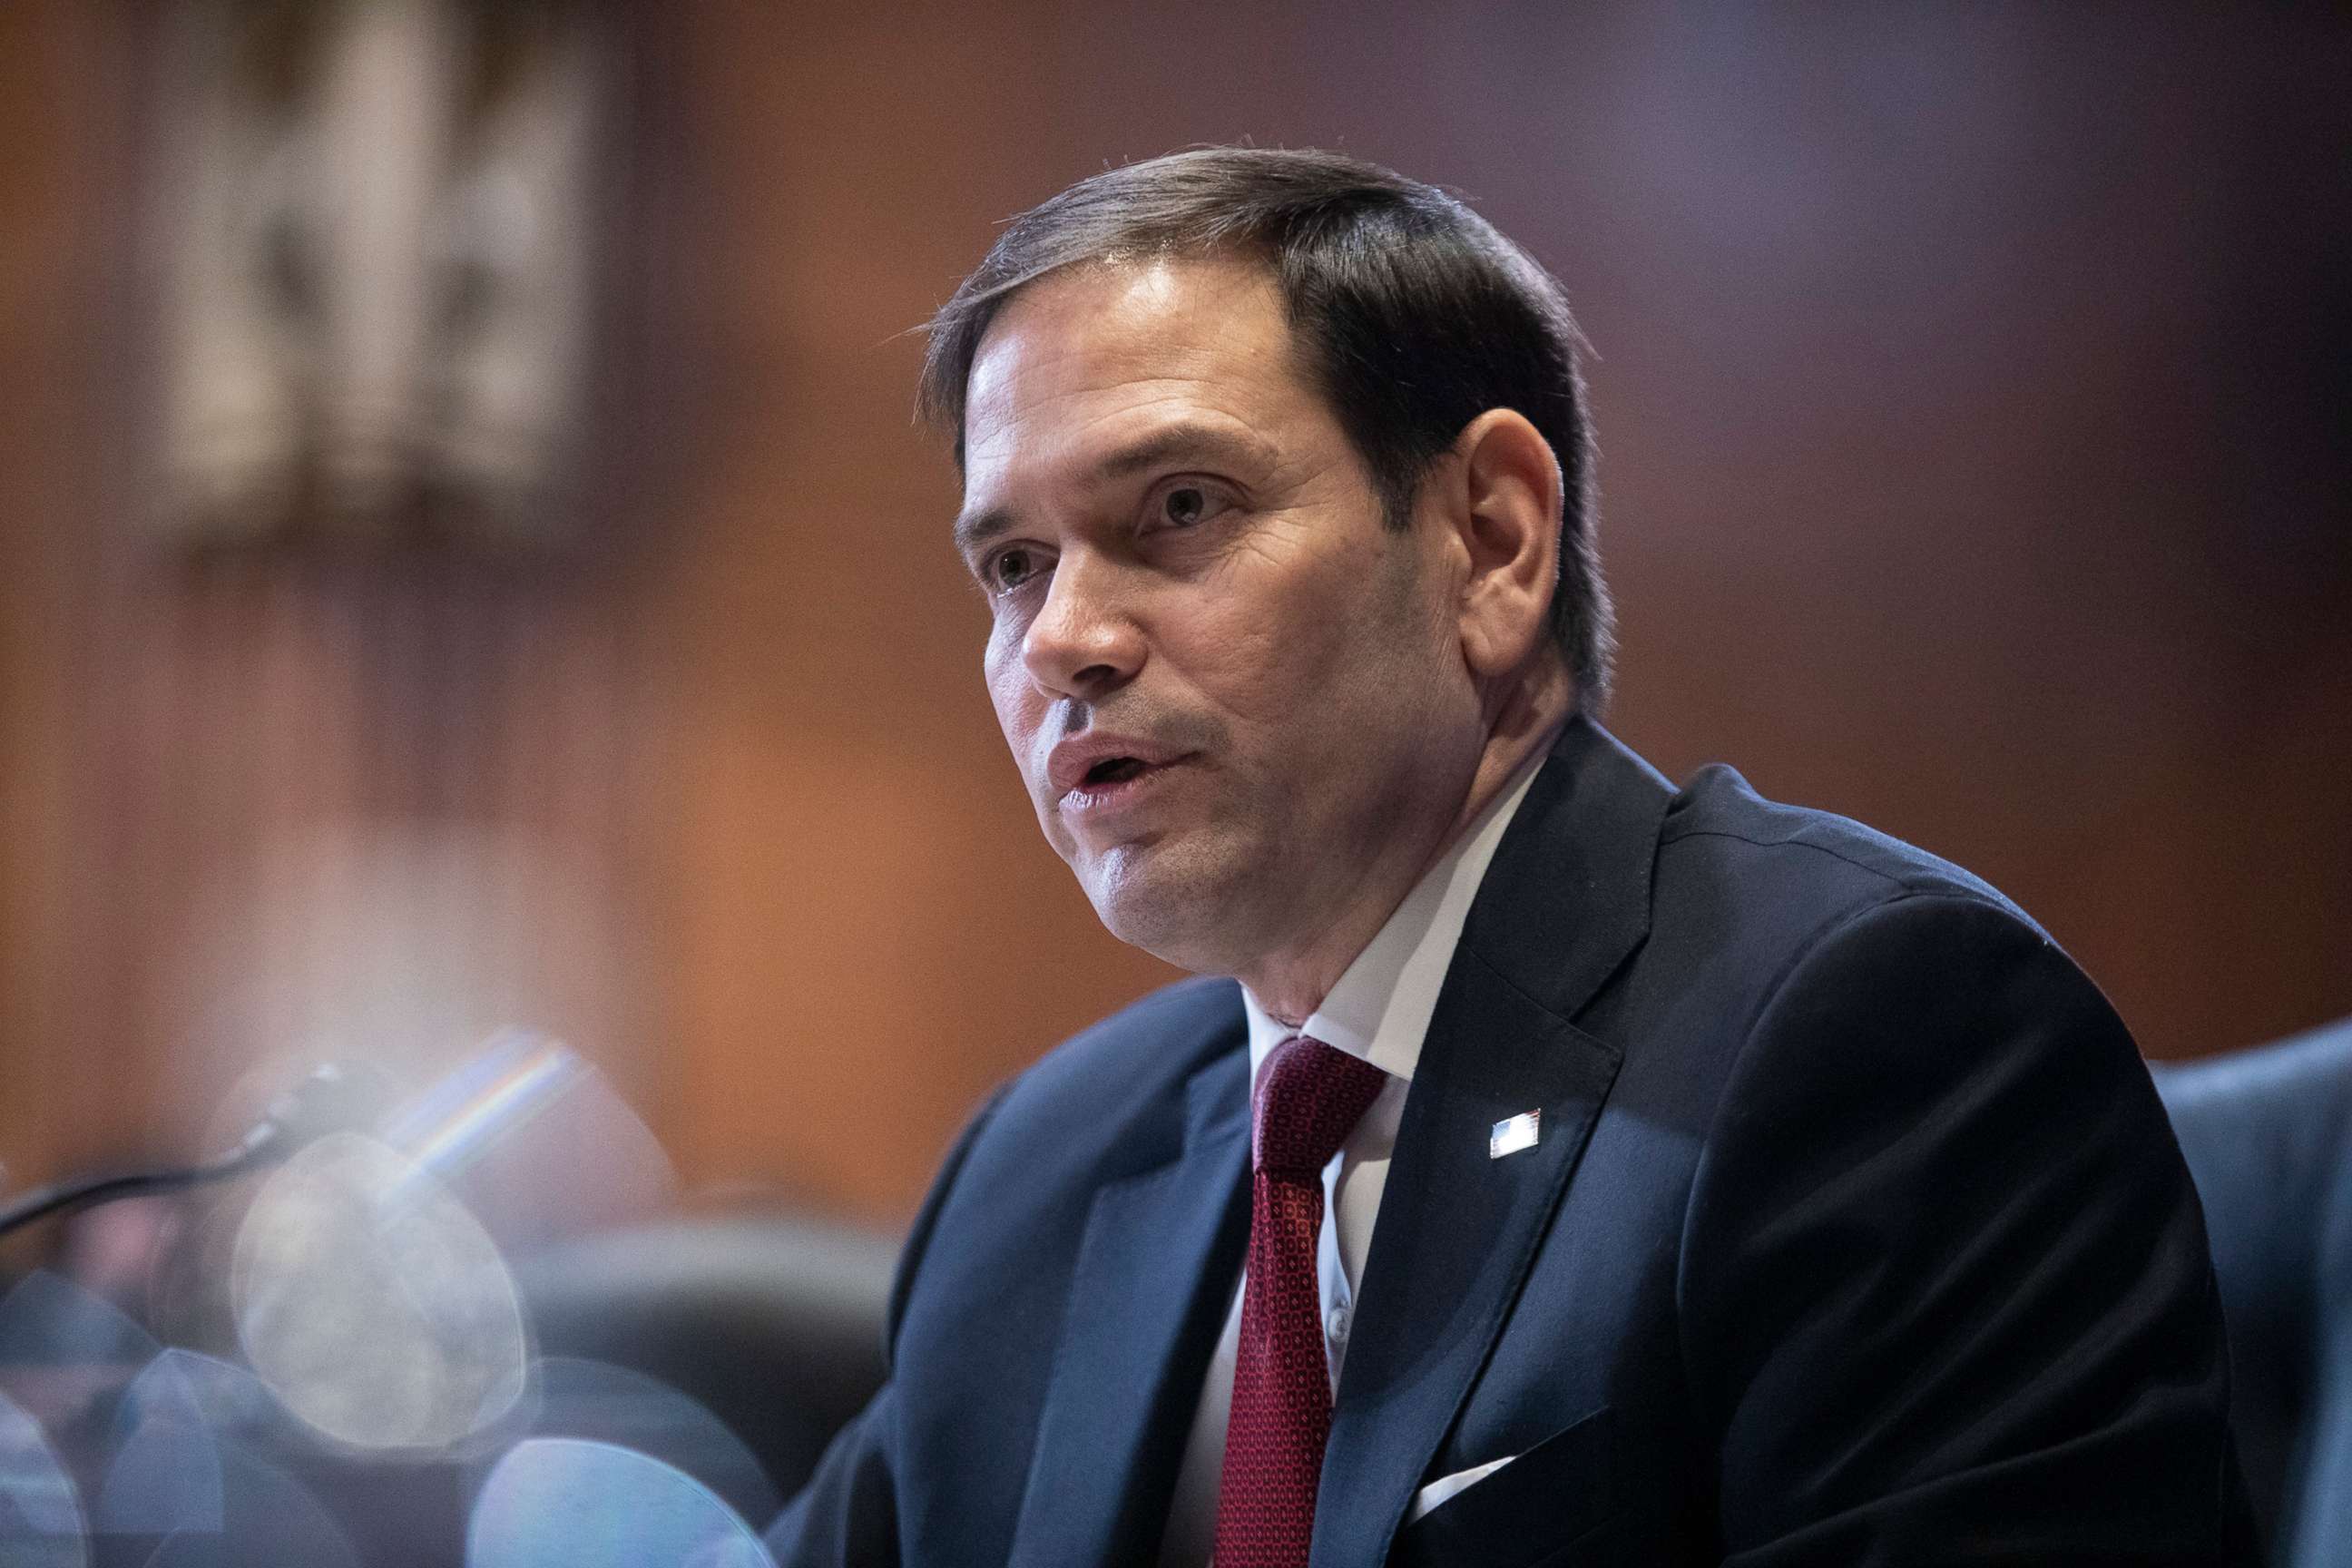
[0,5,674,1205]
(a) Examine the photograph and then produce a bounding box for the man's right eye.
[986,547,1041,593]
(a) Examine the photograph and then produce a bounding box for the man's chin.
[1081,845,1266,975]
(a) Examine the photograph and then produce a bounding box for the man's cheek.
[984,661,1032,750]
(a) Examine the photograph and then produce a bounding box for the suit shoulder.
[1605,763,2067,1050]
[888,975,1244,1336]
[982,975,1244,1142]
[1657,761,2031,932]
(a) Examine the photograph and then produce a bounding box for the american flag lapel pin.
[1489,1109,1541,1159]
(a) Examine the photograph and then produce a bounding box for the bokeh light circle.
[0,1389,86,1568]
[232,1132,527,1451]
[466,1436,772,1568]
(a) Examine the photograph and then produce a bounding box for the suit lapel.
[1311,965,1622,1567]
[1312,719,1673,1567]
[1008,1044,1251,1565]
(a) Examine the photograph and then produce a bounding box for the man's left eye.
[1156,485,1221,528]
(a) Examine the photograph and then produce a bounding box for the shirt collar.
[1240,749,1550,1089]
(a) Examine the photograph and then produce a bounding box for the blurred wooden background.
[3,3,2346,1227]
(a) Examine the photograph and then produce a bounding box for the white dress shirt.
[1157,755,1548,1565]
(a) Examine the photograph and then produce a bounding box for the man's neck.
[1240,662,1574,1024]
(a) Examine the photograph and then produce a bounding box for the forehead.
[958,255,1334,500]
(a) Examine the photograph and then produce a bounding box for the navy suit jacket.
[769,719,2249,1565]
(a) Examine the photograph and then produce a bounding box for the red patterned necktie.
[1212,1034,1390,1568]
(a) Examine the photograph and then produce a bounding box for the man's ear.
[1447,408,1562,680]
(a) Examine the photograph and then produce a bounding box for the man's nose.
[1021,553,1143,700]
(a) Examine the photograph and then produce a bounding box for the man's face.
[956,256,1483,982]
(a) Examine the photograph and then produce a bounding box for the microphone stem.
[0,1151,255,1242]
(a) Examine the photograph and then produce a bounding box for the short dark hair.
[918,147,1615,710]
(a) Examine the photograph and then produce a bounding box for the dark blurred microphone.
[0,1061,390,1240]
[0,1032,592,1243]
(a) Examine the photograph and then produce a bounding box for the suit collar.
[1007,1013,1252,1566]
[1313,717,1671,1566]
[1459,715,1673,1024]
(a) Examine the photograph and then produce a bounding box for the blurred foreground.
[1,1032,897,1566]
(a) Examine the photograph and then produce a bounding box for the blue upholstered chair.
[2154,1015,2352,1568]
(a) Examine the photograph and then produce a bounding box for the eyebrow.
[951,421,1279,557]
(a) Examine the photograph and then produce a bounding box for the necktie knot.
[1254,1034,1387,1177]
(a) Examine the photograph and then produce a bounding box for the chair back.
[2154,1017,2352,1568]
[514,1209,899,1503]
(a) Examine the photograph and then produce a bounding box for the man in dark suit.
[768,149,2249,1565]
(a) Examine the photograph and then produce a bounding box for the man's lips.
[1045,734,1190,797]
[1058,754,1194,813]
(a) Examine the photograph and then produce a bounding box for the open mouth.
[1082,756,1148,787]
